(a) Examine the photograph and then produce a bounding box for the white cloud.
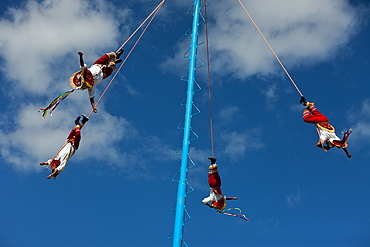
[0,0,130,95]
[159,36,189,76]
[209,0,358,79]
[219,129,265,160]
[216,105,241,126]
[140,135,180,163]
[261,83,278,104]
[164,0,360,80]
[77,110,137,163]
[346,99,370,150]
[285,187,305,207]
[213,106,265,160]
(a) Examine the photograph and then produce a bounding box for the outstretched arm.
[78,51,84,67]
[226,197,238,200]
[89,97,98,113]
[342,147,351,158]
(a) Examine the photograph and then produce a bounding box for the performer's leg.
[106,52,116,61]
[316,140,329,151]
[47,169,60,179]
[342,147,351,158]
[92,52,116,65]
[303,107,329,124]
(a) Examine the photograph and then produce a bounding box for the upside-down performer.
[40,114,89,179]
[300,96,352,158]
[40,49,124,118]
[73,50,123,113]
[202,157,238,210]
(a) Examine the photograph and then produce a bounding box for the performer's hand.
[299,95,307,105]
[226,197,239,200]
[93,107,98,113]
[78,51,83,56]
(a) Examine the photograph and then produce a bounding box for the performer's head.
[209,164,218,173]
[74,114,89,128]
[212,199,226,210]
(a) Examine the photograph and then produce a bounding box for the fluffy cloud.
[285,187,305,207]
[216,105,242,126]
[0,0,129,95]
[219,129,265,160]
[164,0,360,81]
[208,0,358,79]
[346,99,370,151]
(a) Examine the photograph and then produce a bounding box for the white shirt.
[202,188,225,204]
[81,64,105,98]
[316,126,340,143]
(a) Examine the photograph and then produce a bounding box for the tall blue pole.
[173,0,201,246]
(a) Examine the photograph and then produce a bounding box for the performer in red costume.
[40,50,124,118]
[300,96,352,158]
[71,49,124,113]
[40,114,89,179]
[202,157,238,210]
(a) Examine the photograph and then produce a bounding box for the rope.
[87,0,166,118]
[237,0,303,97]
[115,0,166,53]
[204,1,215,157]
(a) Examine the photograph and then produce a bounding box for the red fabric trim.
[104,67,113,79]
[51,160,61,169]
[67,126,81,150]
[93,54,110,65]
[83,69,94,87]
[212,198,226,209]
[332,130,352,148]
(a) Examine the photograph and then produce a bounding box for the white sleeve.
[202,196,213,204]
[88,87,95,98]
[202,189,216,204]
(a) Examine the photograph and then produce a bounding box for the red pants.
[66,126,81,150]
[93,54,110,65]
[303,107,328,124]
[208,172,222,195]
[208,172,221,188]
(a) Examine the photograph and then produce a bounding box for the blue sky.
[0,0,369,246]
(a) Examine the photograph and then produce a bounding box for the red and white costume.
[303,105,340,144]
[202,167,227,210]
[80,54,114,99]
[303,104,351,149]
[44,125,81,172]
